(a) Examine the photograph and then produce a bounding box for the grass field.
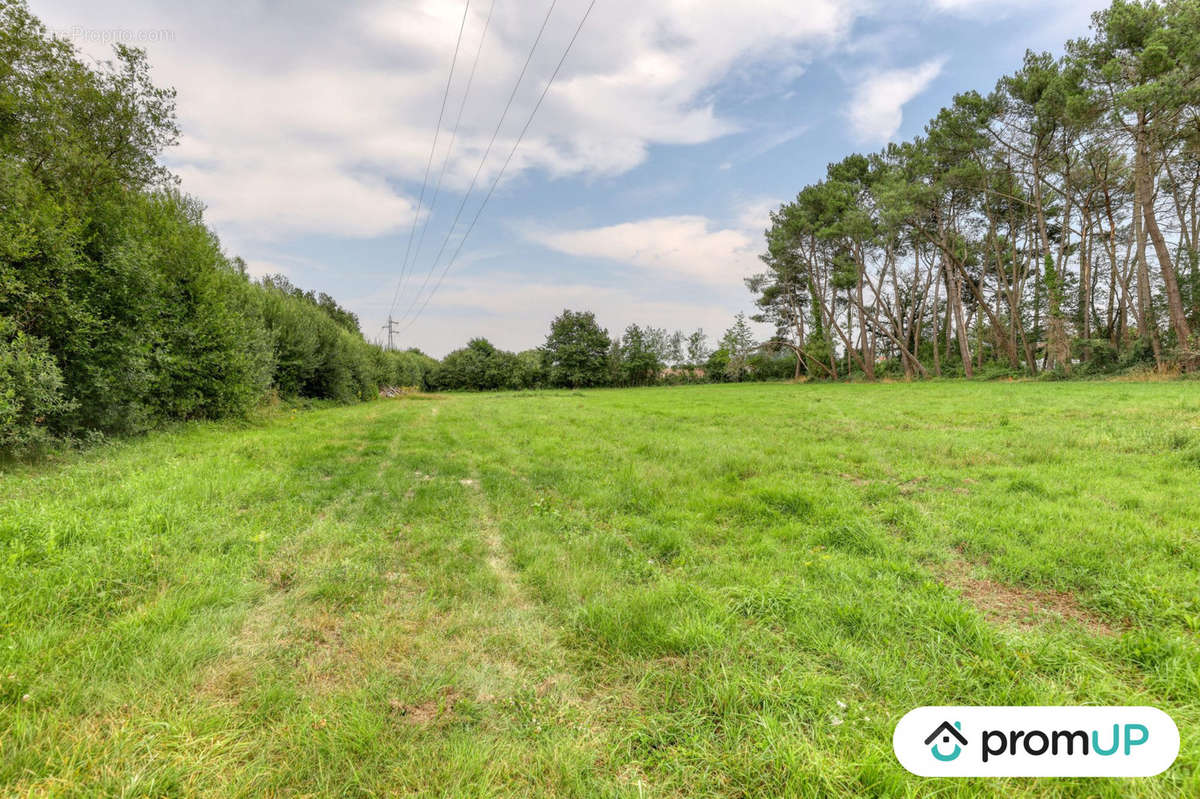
[1,382,1198,797]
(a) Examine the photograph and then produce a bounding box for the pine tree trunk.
[946,261,974,377]
[1136,122,1192,350]
[1133,189,1163,367]
[931,261,942,377]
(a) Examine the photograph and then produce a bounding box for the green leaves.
[718,313,756,382]
[0,317,74,455]
[430,338,531,391]
[618,324,663,387]
[543,310,611,389]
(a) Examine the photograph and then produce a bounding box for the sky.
[32,0,1110,357]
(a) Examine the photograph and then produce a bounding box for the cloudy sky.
[33,0,1107,356]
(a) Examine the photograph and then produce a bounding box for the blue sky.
[35,0,1108,356]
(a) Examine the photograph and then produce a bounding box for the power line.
[399,0,599,335]
[387,1,472,321]
[393,0,561,326]
[393,0,498,318]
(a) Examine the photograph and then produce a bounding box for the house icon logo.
[924,721,967,762]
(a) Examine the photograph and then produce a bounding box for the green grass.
[2,382,1198,797]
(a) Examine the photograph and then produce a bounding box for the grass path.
[1,382,1198,797]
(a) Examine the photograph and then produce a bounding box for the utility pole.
[382,316,397,351]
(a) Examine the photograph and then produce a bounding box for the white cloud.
[33,0,865,246]
[528,215,760,286]
[846,58,946,143]
[734,197,780,233]
[174,156,418,241]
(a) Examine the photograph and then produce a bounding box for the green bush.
[0,318,74,454]
[747,349,798,381]
[1074,338,1121,373]
[429,338,520,391]
[387,349,439,389]
[513,349,548,390]
[704,348,731,381]
[124,192,273,421]
[255,274,420,402]
[257,284,322,398]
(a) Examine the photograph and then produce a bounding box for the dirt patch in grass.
[940,560,1117,636]
[389,687,463,725]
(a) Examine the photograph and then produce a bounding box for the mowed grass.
[1,382,1198,798]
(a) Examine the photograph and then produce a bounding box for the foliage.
[423,311,772,393]
[513,349,550,390]
[420,311,773,392]
[543,309,612,388]
[686,329,711,366]
[619,324,663,386]
[719,313,757,381]
[704,347,731,381]
[255,274,407,403]
[0,317,73,454]
[429,338,522,392]
[747,348,799,381]
[385,348,440,389]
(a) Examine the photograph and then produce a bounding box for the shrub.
[704,348,731,382]
[0,318,74,455]
[131,192,273,420]
[256,274,400,402]
[430,338,520,391]
[389,349,439,389]
[513,349,548,390]
[747,349,798,381]
[1074,338,1121,373]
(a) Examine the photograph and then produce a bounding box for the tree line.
[425,310,795,391]
[0,2,436,454]
[752,0,1200,380]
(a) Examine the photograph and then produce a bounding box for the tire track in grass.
[453,471,623,779]
[198,404,417,703]
[460,477,528,611]
[440,410,646,776]
[418,402,608,717]
[455,471,572,695]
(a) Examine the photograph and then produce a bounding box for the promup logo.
[894,707,1179,777]
[924,721,967,762]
